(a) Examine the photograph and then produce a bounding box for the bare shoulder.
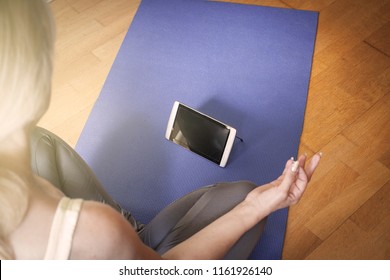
[70,201,160,260]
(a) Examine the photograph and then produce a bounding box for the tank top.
[44,197,83,259]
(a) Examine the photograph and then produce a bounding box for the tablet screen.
[169,104,231,164]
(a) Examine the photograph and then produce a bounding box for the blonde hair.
[0,0,54,140]
[0,169,30,259]
[0,0,55,259]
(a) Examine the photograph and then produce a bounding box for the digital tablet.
[165,101,236,167]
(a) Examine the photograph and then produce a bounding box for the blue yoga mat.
[76,0,318,259]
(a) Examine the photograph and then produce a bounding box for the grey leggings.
[30,127,266,259]
[140,181,266,259]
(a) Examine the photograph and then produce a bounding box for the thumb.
[279,160,299,191]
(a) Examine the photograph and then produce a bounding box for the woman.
[0,0,321,260]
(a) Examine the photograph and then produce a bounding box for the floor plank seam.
[363,40,390,58]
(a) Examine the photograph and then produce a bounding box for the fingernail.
[290,157,294,161]
[319,152,323,157]
[291,161,299,172]
[304,152,308,157]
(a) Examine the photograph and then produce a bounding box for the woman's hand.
[244,153,322,218]
[162,154,321,260]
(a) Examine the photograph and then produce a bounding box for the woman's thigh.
[139,181,267,259]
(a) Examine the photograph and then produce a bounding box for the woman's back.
[8,175,160,260]
[8,177,62,259]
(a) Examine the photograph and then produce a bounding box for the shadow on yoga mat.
[76,0,318,259]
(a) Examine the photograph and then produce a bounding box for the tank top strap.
[44,197,83,259]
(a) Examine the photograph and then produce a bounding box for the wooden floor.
[40,0,390,259]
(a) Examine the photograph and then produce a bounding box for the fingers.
[295,165,309,192]
[282,157,295,175]
[279,152,321,186]
[291,153,322,182]
[277,153,321,189]
[298,154,307,168]
[305,153,322,181]
[279,160,298,191]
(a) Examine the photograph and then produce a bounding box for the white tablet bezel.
[165,101,236,167]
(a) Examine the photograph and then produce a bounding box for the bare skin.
[8,138,321,260]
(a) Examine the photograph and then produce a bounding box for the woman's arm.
[161,194,266,259]
[73,154,320,260]
[71,200,162,260]
[162,153,321,259]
